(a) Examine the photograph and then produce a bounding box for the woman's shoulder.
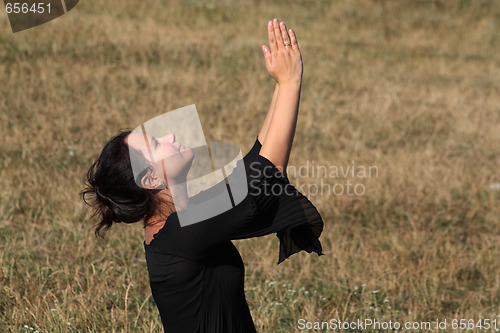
[248,153,289,184]
[243,136,262,164]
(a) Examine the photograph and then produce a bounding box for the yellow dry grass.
[1,0,499,332]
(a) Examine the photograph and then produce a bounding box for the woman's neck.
[168,181,189,211]
[147,181,189,223]
[144,181,189,245]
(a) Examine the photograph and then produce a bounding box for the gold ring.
[284,43,291,47]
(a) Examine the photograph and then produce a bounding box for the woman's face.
[126,132,195,184]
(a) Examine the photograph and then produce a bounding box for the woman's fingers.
[289,28,298,51]
[273,18,284,50]
[267,20,277,54]
[262,44,272,66]
[280,21,292,49]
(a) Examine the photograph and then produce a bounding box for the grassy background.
[1,0,499,332]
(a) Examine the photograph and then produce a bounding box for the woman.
[82,19,324,332]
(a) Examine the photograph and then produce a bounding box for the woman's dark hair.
[81,130,160,238]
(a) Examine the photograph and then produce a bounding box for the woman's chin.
[181,147,194,156]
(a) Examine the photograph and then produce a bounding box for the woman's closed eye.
[151,137,160,149]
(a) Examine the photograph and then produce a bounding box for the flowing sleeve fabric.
[145,137,325,265]
[237,137,325,264]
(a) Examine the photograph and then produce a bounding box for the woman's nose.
[159,133,175,143]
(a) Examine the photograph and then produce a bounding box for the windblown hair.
[81,130,160,238]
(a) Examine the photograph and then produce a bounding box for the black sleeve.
[232,152,325,265]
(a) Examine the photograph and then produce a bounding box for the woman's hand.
[262,18,303,86]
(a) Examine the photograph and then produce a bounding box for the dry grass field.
[1,0,499,332]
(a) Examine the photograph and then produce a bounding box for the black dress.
[144,136,325,332]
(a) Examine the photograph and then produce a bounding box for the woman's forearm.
[258,83,279,144]
[259,81,301,173]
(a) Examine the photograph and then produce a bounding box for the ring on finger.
[284,42,291,46]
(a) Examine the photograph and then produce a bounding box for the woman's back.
[146,241,256,332]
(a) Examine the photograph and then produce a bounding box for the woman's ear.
[140,169,164,189]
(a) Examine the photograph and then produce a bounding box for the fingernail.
[273,18,278,23]
[289,29,293,34]
[268,20,272,26]
[280,21,284,26]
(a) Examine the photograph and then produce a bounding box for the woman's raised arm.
[258,19,303,174]
[257,82,279,145]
